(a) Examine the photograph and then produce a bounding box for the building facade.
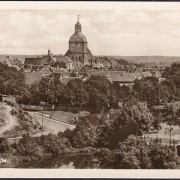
[65,16,93,65]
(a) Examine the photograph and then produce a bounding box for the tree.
[0,62,25,96]
[163,103,180,126]
[28,83,41,105]
[163,103,180,147]
[72,118,97,148]
[162,63,180,100]
[113,84,138,103]
[96,122,114,148]
[148,140,178,169]
[85,76,112,111]
[96,135,179,169]
[37,78,51,103]
[61,86,75,107]
[133,77,176,106]
[17,133,38,156]
[67,79,89,108]
[0,137,10,153]
[110,99,155,148]
[133,79,161,106]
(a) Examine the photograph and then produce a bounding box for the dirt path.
[0,104,18,135]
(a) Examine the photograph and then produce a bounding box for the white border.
[0,1,180,10]
[1,1,180,178]
[1,169,180,178]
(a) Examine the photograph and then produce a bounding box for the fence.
[22,104,81,112]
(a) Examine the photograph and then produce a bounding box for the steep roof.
[108,58,119,66]
[40,56,51,65]
[24,72,48,85]
[61,77,82,85]
[108,73,140,83]
[113,65,126,71]
[52,68,71,77]
[54,55,73,67]
[141,71,152,78]
[100,58,112,67]
[87,48,93,56]
[24,58,42,65]
[54,55,73,63]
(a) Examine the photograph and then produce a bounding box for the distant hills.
[0,54,180,66]
[96,56,180,65]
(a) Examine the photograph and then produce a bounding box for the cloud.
[0,9,180,55]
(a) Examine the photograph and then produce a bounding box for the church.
[65,16,93,65]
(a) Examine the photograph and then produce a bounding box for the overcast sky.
[1,8,180,56]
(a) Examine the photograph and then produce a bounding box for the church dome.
[69,32,87,42]
[75,21,81,26]
[69,16,87,43]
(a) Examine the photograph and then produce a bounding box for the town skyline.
[1,9,180,56]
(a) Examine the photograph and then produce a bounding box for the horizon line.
[1,53,180,57]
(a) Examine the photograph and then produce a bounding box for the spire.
[75,15,81,32]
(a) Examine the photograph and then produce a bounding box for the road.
[146,123,180,146]
[30,112,75,135]
[0,105,18,135]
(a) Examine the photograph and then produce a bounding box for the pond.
[16,154,100,169]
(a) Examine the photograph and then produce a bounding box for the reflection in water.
[16,154,100,169]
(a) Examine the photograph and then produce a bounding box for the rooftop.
[141,71,153,78]
[108,73,140,83]
[61,77,82,85]
[88,70,126,77]
[24,71,50,85]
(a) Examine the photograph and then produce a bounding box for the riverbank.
[0,147,104,168]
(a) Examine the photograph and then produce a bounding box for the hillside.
[1,102,41,138]
[0,105,18,135]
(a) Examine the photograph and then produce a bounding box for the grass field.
[35,111,78,124]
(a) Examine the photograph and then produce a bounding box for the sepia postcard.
[0,1,180,178]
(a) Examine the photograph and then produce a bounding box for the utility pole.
[40,102,45,131]
[51,104,54,119]
[42,106,43,130]
[169,124,174,148]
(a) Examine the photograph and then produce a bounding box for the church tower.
[65,16,93,65]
